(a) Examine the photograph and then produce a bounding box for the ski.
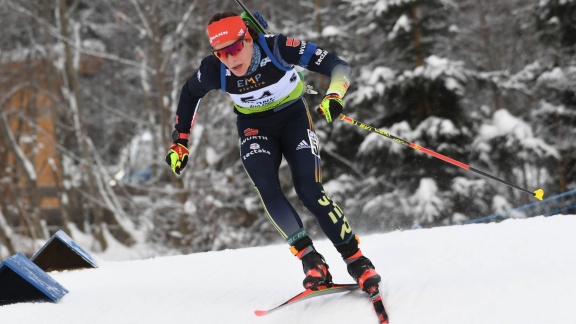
[367,286,389,324]
[254,283,359,316]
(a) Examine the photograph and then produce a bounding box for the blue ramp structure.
[0,253,69,306]
[31,229,99,272]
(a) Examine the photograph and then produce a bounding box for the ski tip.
[254,310,267,317]
[534,188,544,201]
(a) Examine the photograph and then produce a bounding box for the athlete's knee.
[293,180,324,207]
[252,177,283,199]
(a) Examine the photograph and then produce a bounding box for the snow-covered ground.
[1,215,575,324]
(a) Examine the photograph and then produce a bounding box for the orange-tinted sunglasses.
[212,34,245,59]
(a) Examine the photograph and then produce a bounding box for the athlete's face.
[212,36,253,76]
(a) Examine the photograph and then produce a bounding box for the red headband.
[207,16,251,48]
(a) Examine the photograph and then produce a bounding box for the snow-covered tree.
[1,0,574,258]
[532,0,576,192]
[326,0,481,228]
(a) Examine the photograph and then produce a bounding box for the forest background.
[0,0,574,259]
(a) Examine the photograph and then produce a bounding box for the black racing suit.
[174,33,355,248]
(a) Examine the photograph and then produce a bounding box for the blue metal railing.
[461,189,576,224]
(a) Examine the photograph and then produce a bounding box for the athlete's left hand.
[317,93,343,123]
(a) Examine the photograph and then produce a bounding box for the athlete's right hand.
[165,140,189,175]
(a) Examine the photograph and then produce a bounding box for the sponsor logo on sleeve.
[286,37,301,47]
[298,41,308,55]
[315,49,328,65]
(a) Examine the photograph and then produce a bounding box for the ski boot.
[301,250,333,290]
[292,242,333,290]
[346,251,381,293]
[337,236,381,293]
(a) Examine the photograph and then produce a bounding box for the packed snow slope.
[1,215,575,324]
